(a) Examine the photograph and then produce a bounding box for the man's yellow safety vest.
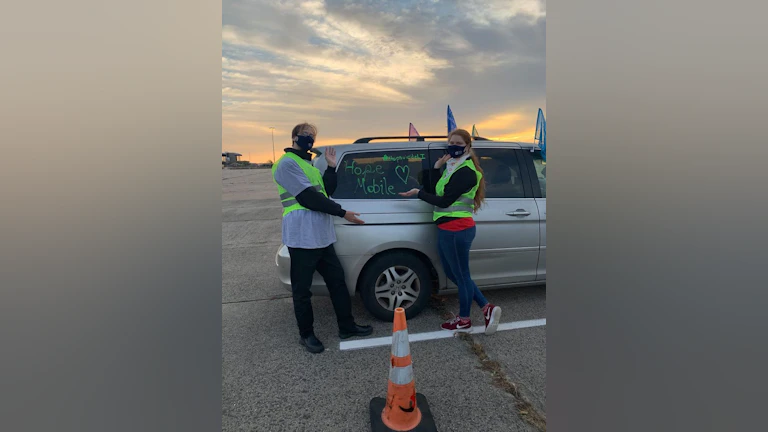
[271,152,328,217]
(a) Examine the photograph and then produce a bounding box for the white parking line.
[339,318,546,351]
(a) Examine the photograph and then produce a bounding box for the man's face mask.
[295,134,315,151]
[447,145,466,158]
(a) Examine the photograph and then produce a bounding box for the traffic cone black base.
[370,393,437,432]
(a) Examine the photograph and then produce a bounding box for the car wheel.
[359,252,432,321]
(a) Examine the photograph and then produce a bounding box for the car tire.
[359,252,433,321]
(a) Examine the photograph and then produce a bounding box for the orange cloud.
[222,120,293,136]
[314,137,355,146]
[221,133,359,164]
[473,112,526,132]
[485,126,538,143]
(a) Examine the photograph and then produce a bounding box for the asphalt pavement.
[222,168,547,432]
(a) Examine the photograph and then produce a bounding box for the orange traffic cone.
[370,308,437,432]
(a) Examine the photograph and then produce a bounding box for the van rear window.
[332,150,432,199]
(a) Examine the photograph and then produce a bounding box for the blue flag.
[447,105,457,135]
[535,108,546,161]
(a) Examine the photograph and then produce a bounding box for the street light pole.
[269,127,275,163]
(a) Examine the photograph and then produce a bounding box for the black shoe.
[339,324,373,340]
[299,334,325,354]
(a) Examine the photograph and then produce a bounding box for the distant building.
[222,152,242,166]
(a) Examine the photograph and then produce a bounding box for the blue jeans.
[437,225,488,317]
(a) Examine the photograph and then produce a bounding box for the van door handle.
[506,210,531,217]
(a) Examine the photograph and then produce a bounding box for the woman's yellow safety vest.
[271,152,328,217]
[433,158,482,221]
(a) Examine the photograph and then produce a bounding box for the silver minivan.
[275,136,546,321]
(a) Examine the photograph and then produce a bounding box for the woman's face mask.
[447,137,468,158]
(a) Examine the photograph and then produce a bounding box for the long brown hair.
[448,128,486,213]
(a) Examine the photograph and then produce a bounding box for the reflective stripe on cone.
[381,307,423,431]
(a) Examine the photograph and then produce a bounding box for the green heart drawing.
[394,165,410,184]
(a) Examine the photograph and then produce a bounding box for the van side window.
[531,151,546,198]
[472,148,525,198]
[332,150,430,199]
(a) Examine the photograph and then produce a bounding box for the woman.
[400,129,502,334]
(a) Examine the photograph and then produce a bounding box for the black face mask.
[447,145,466,158]
[295,135,315,151]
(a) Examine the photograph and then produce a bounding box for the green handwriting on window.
[343,159,415,196]
[356,176,396,195]
[382,154,425,162]
[344,160,384,176]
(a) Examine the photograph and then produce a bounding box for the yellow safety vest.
[271,152,328,217]
[433,158,481,221]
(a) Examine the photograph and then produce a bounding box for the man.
[272,122,373,354]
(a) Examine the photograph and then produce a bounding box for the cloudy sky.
[223,0,545,162]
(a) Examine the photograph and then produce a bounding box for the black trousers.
[287,244,355,338]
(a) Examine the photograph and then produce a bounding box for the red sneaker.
[441,315,472,332]
[483,304,502,335]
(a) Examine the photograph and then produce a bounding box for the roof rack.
[353,136,492,143]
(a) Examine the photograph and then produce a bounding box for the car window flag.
[408,123,420,141]
[471,124,479,137]
[447,105,457,134]
[535,108,546,161]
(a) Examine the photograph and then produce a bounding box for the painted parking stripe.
[339,318,546,351]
